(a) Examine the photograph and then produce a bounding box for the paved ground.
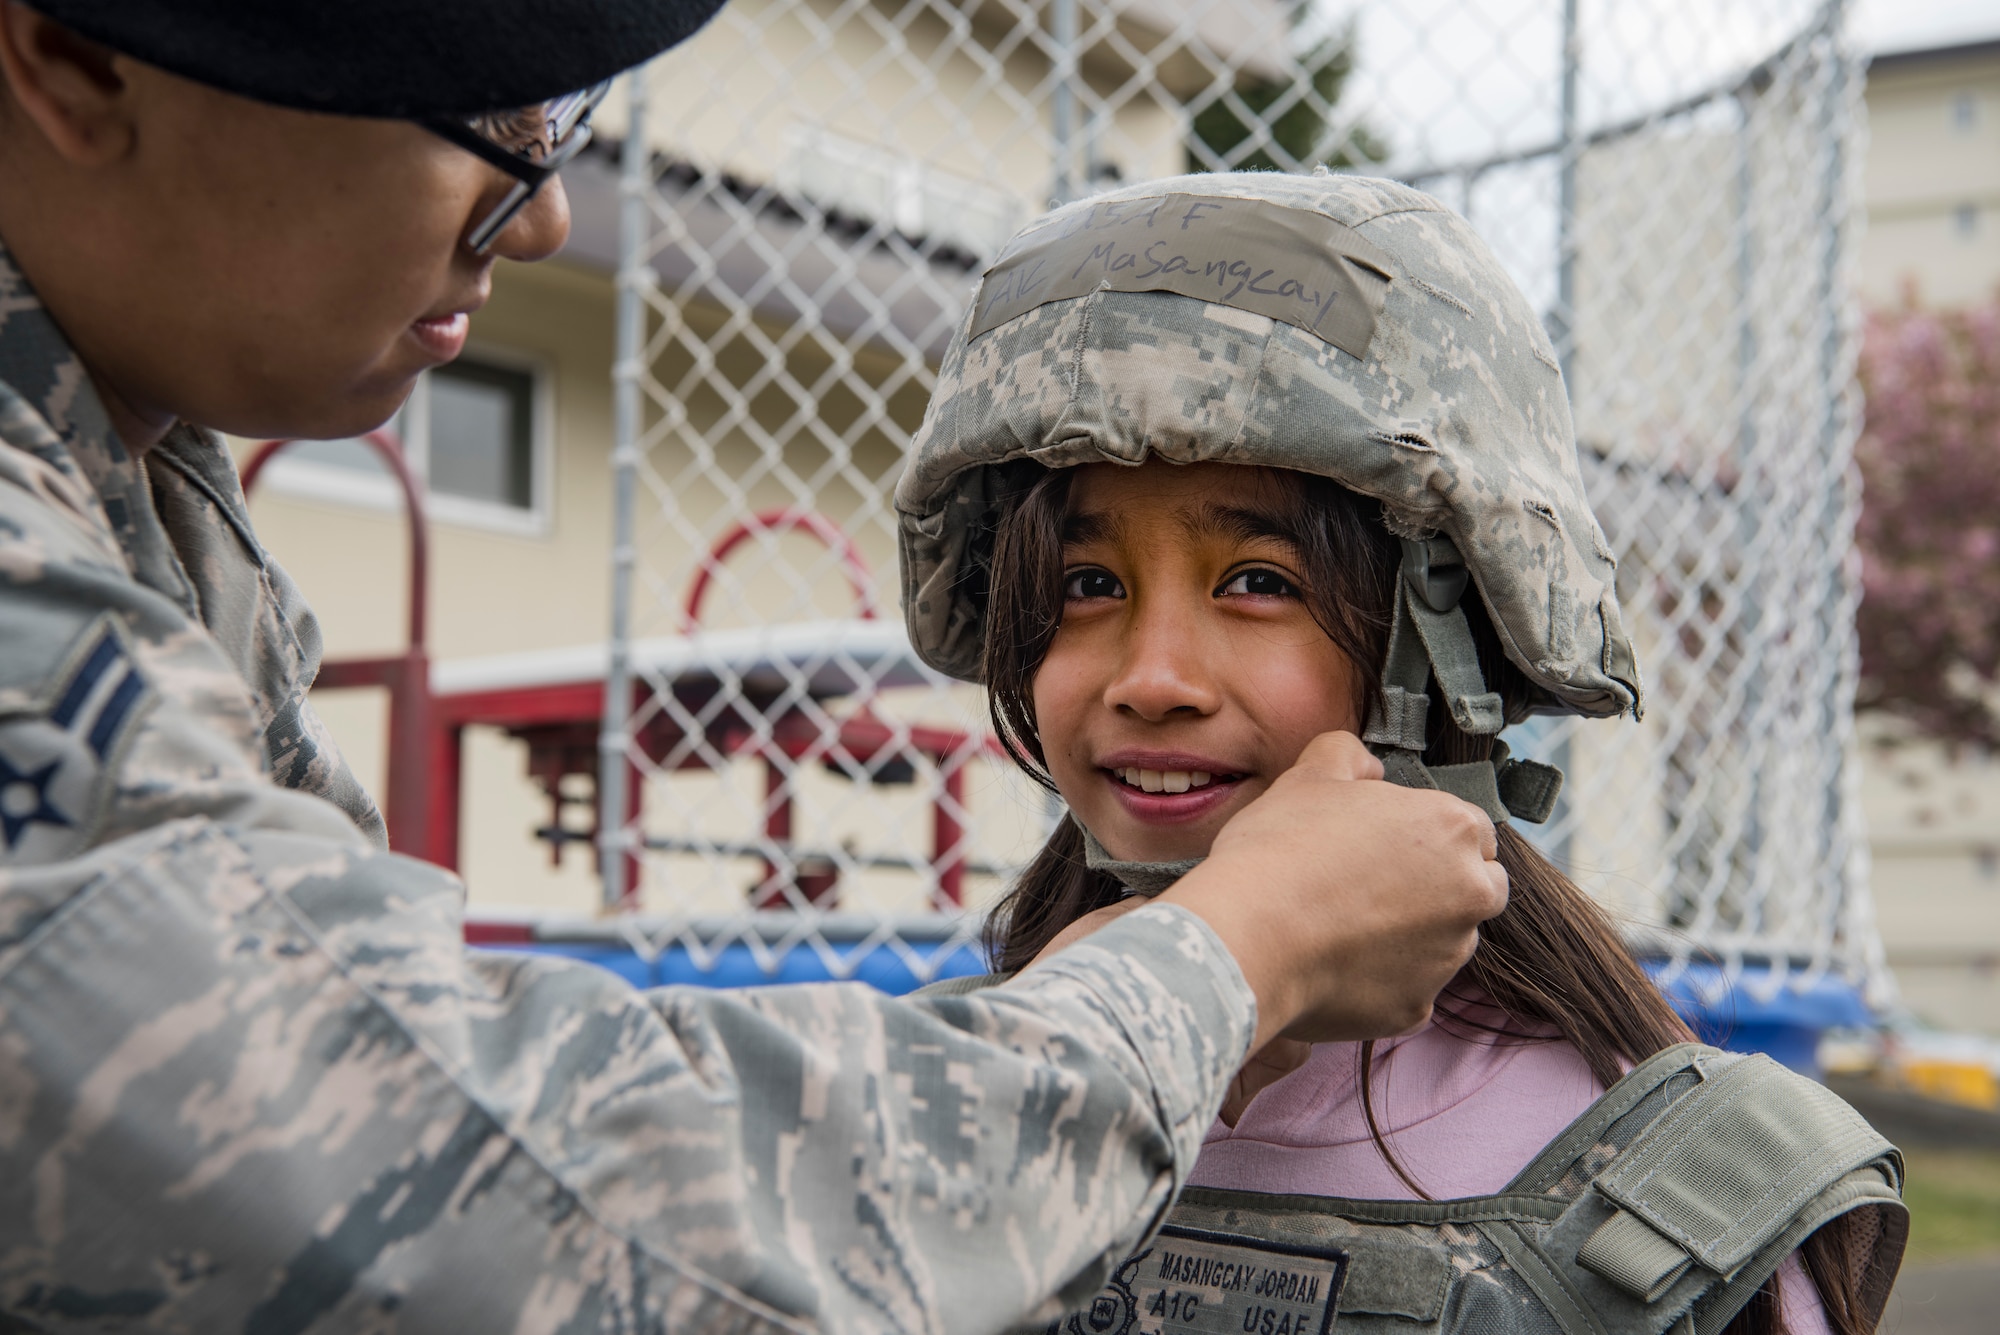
[1827,1079,2000,1152]
[1883,1256,2000,1335]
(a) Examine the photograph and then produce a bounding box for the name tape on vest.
[1051,1226,1348,1335]
[970,194,1394,360]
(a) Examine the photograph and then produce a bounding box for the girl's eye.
[1219,568,1299,599]
[1063,568,1125,601]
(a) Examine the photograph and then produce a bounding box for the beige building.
[1858,37,2000,309]
[1852,34,2000,1035]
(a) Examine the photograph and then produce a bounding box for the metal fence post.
[600,69,650,912]
[1050,0,1079,204]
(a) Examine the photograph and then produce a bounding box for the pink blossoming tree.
[1854,296,2000,748]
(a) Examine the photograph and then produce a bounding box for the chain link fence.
[579,0,1882,999]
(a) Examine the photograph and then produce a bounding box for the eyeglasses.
[423,80,613,254]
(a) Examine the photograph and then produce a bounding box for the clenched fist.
[1159,731,1506,1053]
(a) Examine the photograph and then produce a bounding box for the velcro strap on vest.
[1590,1052,1894,1279]
[1576,1209,1693,1301]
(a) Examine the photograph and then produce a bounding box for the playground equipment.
[429,613,997,911]
[241,441,997,916]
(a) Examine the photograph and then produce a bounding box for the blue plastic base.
[473,943,1874,1076]
[477,936,990,995]
[1643,961,1875,1077]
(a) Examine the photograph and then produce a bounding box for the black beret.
[26,0,729,117]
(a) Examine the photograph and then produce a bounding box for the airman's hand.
[1159,731,1506,1052]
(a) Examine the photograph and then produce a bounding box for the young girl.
[899,173,1904,1335]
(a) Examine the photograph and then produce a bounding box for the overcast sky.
[1305,0,1995,316]
[1853,0,2000,54]
[1331,0,1999,183]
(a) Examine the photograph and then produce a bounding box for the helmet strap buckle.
[1400,534,1471,613]
[1366,537,1564,825]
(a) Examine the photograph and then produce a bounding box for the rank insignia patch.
[0,617,150,863]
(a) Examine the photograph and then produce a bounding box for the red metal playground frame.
[241,434,994,911]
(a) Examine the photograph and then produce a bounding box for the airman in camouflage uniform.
[0,6,1509,1332]
[0,236,1264,1330]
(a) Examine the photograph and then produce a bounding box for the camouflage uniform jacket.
[0,249,1255,1335]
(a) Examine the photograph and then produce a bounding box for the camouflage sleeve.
[641,905,1251,1333]
[277,685,391,846]
[0,461,1255,1333]
[0,828,1249,1333]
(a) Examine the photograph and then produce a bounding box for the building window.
[427,360,535,509]
[1952,91,1977,134]
[264,349,550,534]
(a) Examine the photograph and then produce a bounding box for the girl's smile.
[1097,748,1247,825]
[1033,461,1363,864]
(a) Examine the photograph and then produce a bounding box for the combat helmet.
[896,171,1643,823]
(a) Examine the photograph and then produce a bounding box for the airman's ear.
[0,0,133,166]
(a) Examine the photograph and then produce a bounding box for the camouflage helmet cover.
[896,171,1642,721]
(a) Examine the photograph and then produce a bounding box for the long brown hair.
[976,464,1876,1335]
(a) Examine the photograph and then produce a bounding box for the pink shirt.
[1189,1014,1830,1334]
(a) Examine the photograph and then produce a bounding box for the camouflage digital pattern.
[1035,1045,1907,1335]
[897,172,1641,721]
[0,245,1257,1333]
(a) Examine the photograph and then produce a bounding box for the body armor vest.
[1033,1042,1904,1335]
